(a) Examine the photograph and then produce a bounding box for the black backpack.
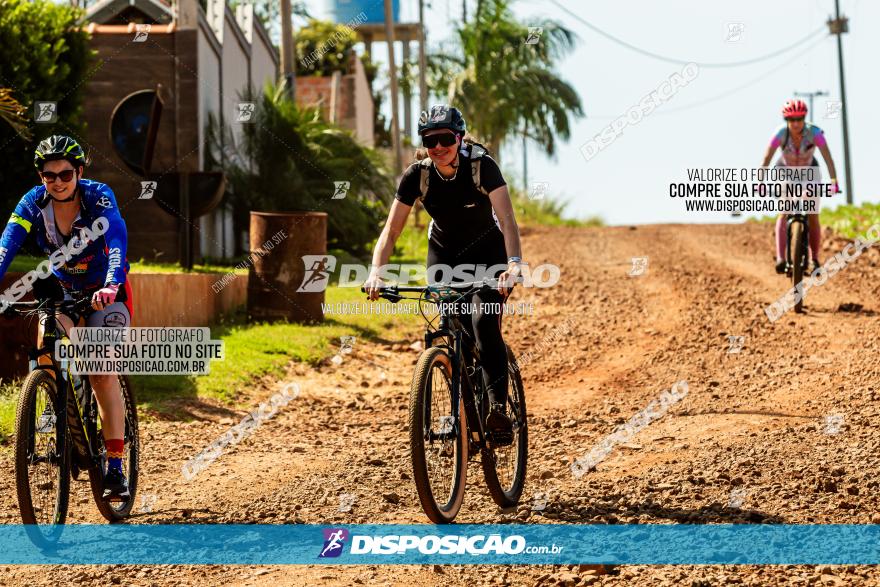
[417,141,490,202]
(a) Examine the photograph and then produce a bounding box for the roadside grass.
[3,188,589,424]
[820,202,880,239]
[0,379,17,445]
[6,255,248,275]
[132,283,423,417]
[750,202,880,240]
[511,190,602,228]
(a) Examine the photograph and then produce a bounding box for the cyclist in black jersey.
[365,104,524,443]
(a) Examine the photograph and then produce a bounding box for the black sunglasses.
[40,169,76,183]
[786,117,805,122]
[422,133,457,149]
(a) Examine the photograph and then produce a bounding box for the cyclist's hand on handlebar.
[92,283,119,311]
[364,273,385,301]
[497,261,523,295]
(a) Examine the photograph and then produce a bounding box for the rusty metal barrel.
[247,211,328,323]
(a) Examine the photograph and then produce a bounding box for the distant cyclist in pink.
[761,99,840,274]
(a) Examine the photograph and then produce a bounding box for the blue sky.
[299,0,877,225]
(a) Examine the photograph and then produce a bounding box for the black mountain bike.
[785,213,810,313]
[366,280,528,523]
[6,298,139,542]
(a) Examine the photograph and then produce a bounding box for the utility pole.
[418,0,428,112]
[280,0,295,99]
[828,0,853,203]
[384,0,402,173]
[794,90,828,118]
[522,124,528,195]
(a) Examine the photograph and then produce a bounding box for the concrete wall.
[130,272,247,327]
[198,4,278,261]
[352,56,375,147]
[197,17,222,170]
[295,62,374,147]
[84,1,279,264]
[251,27,277,92]
[221,8,251,150]
[83,28,201,264]
[0,273,247,378]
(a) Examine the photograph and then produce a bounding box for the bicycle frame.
[367,280,513,451]
[18,301,100,473]
[424,311,488,449]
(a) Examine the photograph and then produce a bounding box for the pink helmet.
[782,99,808,119]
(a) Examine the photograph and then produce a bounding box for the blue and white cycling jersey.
[0,179,129,291]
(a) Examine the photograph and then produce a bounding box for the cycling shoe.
[102,468,130,502]
[486,402,514,446]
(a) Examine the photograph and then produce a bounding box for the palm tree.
[429,0,582,159]
[0,88,30,140]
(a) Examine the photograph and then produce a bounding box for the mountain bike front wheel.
[14,369,70,543]
[409,347,468,524]
[790,220,806,313]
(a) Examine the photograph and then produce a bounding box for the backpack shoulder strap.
[417,158,432,202]
[464,143,489,196]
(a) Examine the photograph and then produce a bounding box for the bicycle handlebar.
[359,278,506,301]
[1,296,94,318]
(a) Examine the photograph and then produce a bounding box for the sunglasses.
[40,169,76,183]
[422,133,457,149]
[786,117,805,122]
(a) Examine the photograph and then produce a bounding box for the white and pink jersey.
[769,122,827,167]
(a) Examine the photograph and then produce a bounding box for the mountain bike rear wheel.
[409,347,468,524]
[14,369,70,543]
[89,375,139,521]
[481,345,528,508]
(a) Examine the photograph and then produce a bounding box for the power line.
[549,0,826,68]
[584,38,826,120]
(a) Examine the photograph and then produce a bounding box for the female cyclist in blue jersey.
[365,105,524,444]
[761,99,840,274]
[0,135,132,499]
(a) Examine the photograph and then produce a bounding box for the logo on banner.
[319,528,349,558]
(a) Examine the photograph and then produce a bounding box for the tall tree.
[429,0,582,159]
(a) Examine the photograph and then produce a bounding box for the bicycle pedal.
[103,493,130,504]
[488,432,514,447]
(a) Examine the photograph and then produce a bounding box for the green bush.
[295,18,360,77]
[211,83,393,256]
[506,184,600,227]
[820,202,880,239]
[0,0,92,211]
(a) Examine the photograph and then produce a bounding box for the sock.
[105,438,124,474]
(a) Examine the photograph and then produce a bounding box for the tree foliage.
[208,83,393,256]
[295,18,360,77]
[425,0,583,158]
[0,0,92,210]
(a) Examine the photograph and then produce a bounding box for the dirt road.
[3,222,880,586]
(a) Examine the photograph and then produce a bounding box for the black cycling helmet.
[34,135,86,170]
[417,104,466,136]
